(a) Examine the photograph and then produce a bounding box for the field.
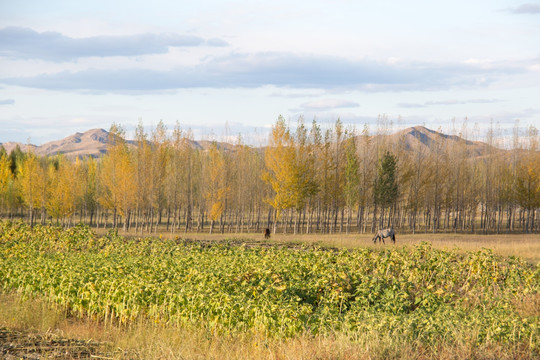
[150,231,540,264]
[0,221,539,359]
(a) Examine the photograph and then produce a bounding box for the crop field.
[0,221,539,359]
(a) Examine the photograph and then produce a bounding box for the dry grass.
[514,293,540,318]
[309,232,540,264]
[1,293,536,360]
[120,230,540,264]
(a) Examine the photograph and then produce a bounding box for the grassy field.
[3,293,536,360]
[130,230,540,264]
[1,222,539,359]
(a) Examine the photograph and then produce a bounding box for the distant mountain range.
[1,129,113,158]
[0,125,497,159]
[0,128,236,158]
[392,125,492,157]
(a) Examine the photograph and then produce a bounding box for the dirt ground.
[0,327,120,359]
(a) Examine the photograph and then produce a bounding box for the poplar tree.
[204,142,227,234]
[46,156,80,225]
[263,116,295,232]
[515,126,540,232]
[373,151,398,228]
[151,121,170,227]
[343,137,359,233]
[263,116,317,233]
[292,117,318,233]
[18,153,46,227]
[0,154,13,215]
[357,124,373,233]
[99,124,137,230]
[81,156,98,226]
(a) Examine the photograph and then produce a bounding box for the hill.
[0,129,111,158]
[0,125,502,159]
[35,128,112,158]
[391,125,493,157]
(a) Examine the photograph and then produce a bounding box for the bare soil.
[0,327,119,360]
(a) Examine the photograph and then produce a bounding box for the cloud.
[398,98,502,108]
[207,53,420,88]
[206,38,229,47]
[0,99,14,105]
[300,99,359,111]
[0,52,527,93]
[0,27,229,61]
[506,3,540,14]
[426,99,502,105]
[397,103,427,108]
[269,90,324,98]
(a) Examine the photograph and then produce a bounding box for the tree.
[151,121,170,228]
[99,124,137,230]
[515,126,540,232]
[357,124,373,233]
[373,151,399,228]
[227,135,265,233]
[292,117,318,233]
[343,136,359,233]
[8,145,25,176]
[81,156,98,226]
[0,154,13,215]
[18,153,46,227]
[330,119,346,232]
[47,156,80,225]
[168,124,199,233]
[204,142,228,234]
[167,123,187,232]
[263,116,317,233]
[263,117,295,233]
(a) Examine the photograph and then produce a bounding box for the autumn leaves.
[0,119,538,234]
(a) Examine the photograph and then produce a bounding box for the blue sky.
[1,0,539,145]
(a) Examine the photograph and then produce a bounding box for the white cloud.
[425,99,501,105]
[398,98,502,108]
[397,103,426,108]
[0,27,229,62]
[506,3,540,14]
[2,52,527,93]
[300,99,359,111]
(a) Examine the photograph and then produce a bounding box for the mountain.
[0,128,237,158]
[0,142,37,154]
[0,128,115,158]
[34,128,111,158]
[0,125,501,159]
[390,125,493,157]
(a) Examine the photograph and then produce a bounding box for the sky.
[1,0,539,146]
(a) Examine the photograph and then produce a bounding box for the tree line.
[1,118,539,234]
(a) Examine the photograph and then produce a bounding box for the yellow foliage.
[0,156,12,199]
[46,157,83,220]
[99,125,137,217]
[205,143,229,221]
[263,117,318,219]
[18,153,46,210]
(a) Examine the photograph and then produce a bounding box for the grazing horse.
[373,228,396,244]
[264,228,271,239]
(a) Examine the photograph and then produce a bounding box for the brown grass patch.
[134,231,540,264]
[514,293,540,318]
[1,293,537,360]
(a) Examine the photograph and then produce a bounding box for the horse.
[264,228,271,239]
[372,228,396,244]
